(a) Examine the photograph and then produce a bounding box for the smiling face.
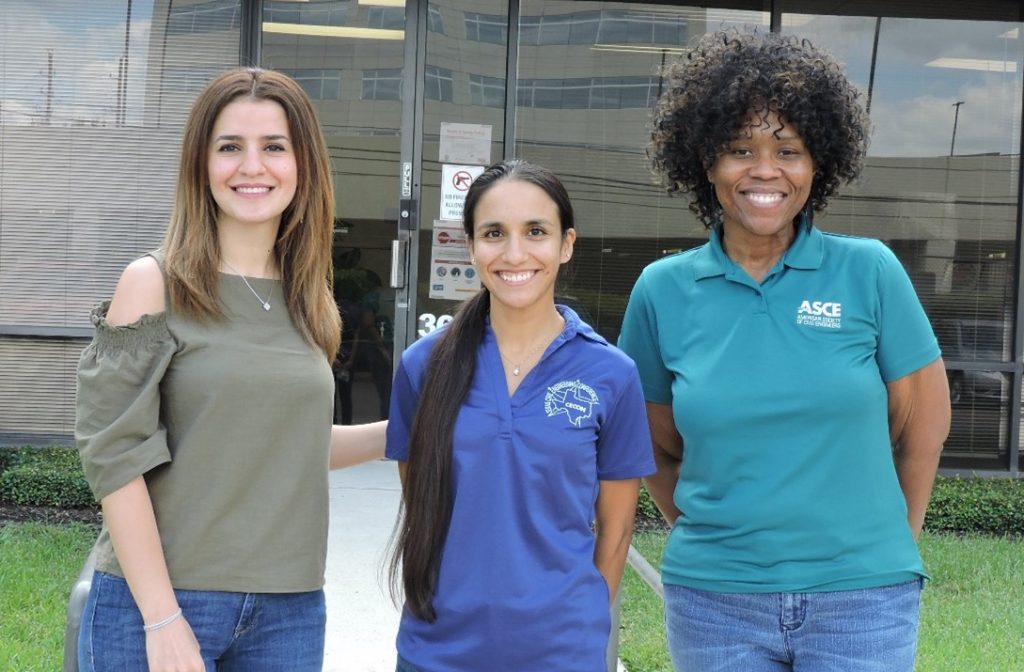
[468,179,576,315]
[709,111,815,247]
[207,97,298,232]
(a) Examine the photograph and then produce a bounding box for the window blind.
[0,0,242,439]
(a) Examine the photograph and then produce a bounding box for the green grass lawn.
[619,529,1024,672]
[2,521,1022,671]
[0,522,97,672]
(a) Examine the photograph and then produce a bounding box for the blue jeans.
[664,579,923,672]
[78,571,325,671]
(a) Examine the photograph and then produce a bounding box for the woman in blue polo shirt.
[619,31,951,671]
[386,160,655,672]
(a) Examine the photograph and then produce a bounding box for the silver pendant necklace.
[221,259,272,311]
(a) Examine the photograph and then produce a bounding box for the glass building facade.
[2,0,1023,476]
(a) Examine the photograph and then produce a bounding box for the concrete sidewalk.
[323,459,403,672]
[321,459,628,672]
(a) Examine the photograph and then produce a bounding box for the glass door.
[409,1,768,346]
[411,0,509,341]
[262,0,406,423]
[513,1,768,343]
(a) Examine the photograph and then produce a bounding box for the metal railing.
[62,548,96,672]
[626,544,664,599]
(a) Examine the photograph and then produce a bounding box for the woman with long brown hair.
[386,160,655,671]
[75,68,385,671]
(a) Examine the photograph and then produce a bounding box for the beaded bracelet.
[143,608,183,632]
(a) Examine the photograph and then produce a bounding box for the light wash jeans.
[664,579,923,672]
[78,571,325,671]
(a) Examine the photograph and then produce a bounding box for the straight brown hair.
[162,67,340,361]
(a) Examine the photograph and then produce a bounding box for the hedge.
[2,447,1024,536]
[926,476,1024,536]
[0,446,96,509]
[637,485,660,521]
[637,478,1024,536]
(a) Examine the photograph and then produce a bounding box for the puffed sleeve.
[75,302,177,501]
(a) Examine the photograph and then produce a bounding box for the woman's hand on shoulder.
[145,615,205,672]
[107,256,166,327]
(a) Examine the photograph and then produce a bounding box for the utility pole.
[45,49,54,125]
[950,101,965,156]
[866,17,881,114]
[119,0,133,126]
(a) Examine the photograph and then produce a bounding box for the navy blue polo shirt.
[619,223,940,594]
[387,305,654,672]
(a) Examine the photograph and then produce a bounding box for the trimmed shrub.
[636,485,661,522]
[925,476,1024,536]
[0,446,17,472]
[0,446,96,509]
[634,476,1024,537]
[2,446,1024,536]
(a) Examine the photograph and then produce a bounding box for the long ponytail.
[389,289,489,621]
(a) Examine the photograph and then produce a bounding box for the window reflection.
[469,74,504,108]
[262,0,405,423]
[282,68,343,100]
[518,9,687,46]
[515,2,767,341]
[0,0,241,436]
[517,76,660,109]
[425,65,455,102]
[465,12,507,45]
[415,1,509,341]
[510,1,1020,470]
[782,8,1023,468]
[264,0,347,27]
[0,0,240,330]
[428,6,446,34]
[362,69,403,101]
[367,6,404,30]
[168,0,242,33]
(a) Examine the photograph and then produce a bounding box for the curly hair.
[649,30,870,228]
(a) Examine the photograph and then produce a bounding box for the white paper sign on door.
[439,122,492,165]
[429,221,482,300]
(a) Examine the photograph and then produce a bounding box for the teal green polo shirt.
[619,223,940,593]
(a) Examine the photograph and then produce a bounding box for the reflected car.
[935,319,1007,405]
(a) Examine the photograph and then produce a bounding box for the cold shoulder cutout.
[105,254,167,327]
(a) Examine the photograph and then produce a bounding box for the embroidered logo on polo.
[796,299,842,329]
[544,380,600,427]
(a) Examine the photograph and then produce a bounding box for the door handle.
[390,239,407,289]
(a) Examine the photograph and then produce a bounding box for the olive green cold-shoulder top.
[76,263,334,592]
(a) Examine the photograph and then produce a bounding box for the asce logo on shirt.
[544,380,600,427]
[796,299,842,329]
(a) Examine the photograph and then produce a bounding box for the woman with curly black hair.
[619,30,950,672]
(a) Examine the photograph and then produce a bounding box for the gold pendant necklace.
[498,319,563,376]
